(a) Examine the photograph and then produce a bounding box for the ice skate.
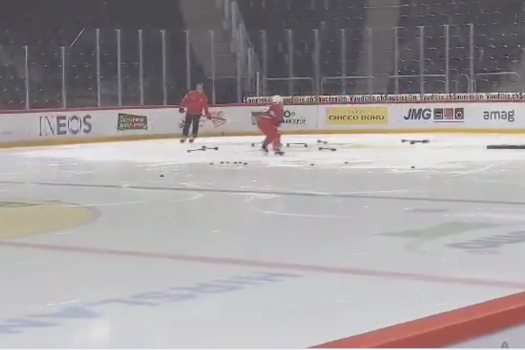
[261,145,269,154]
[274,149,285,156]
[188,137,195,144]
[180,138,187,143]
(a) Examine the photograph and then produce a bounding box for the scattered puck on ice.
[159,174,164,177]
[310,163,315,166]
[210,162,214,165]
[220,161,224,164]
[411,166,415,169]
[344,162,349,164]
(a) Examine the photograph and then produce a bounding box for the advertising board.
[117,113,149,133]
[39,114,93,137]
[243,92,525,104]
[325,106,388,126]
[478,105,519,129]
[245,105,316,133]
[3,96,525,148]
[400,106,465,126]
[0,114,30,142]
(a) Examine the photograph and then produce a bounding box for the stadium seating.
[0,0,203,109]
[0,0,523,109]
[238,0,524,94]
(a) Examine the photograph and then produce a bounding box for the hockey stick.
[319,147,337,152]
[187,147,207,153]
[401,139,430,144]
[187,145,219,153]
[285,142,308,148]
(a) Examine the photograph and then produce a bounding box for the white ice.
[17,133,525,170]
[0,133,525,348]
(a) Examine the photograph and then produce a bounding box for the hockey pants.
[182,113,201,137]
[257,119,281,149]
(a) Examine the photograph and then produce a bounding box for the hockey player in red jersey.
[253,95,285,156]
[179,83,211,143]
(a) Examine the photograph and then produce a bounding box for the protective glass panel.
[65,28,98,108]
[0,41,26,110]
[98,28,119,106]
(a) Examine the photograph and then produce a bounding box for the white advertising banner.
[31,108,182,140]
[470,103,520,129]
[392,104,468,130]
[318,104,391,130]
[0,113,31,142]
[390,103,524,130]
[205,105,317,134]
[3,96,525,147]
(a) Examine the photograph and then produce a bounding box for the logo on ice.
[326,106,388,126]
[446,231,525,253]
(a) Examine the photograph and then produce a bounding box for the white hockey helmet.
[271,95,283,104]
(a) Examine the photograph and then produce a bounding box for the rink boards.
[1,95,525,147]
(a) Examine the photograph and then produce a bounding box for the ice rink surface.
[2,133,525,348]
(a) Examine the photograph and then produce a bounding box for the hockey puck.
[411,166,415,169]
[159,174,164,177]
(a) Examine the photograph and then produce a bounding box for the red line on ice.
[1,240,524,290]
